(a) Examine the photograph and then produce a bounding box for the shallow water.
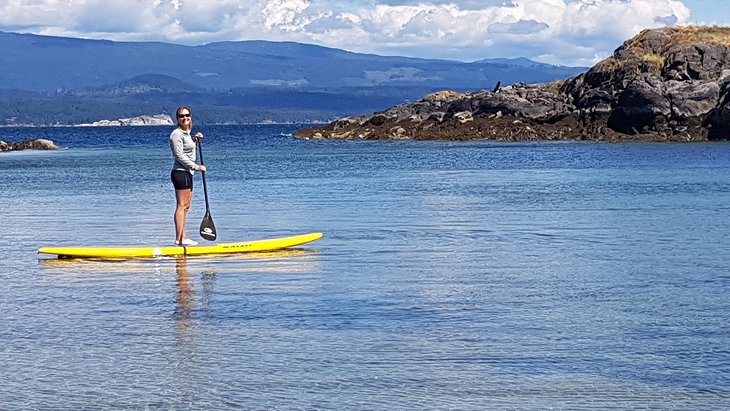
[1,125,729,408]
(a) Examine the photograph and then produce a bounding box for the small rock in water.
[0,138,60,152]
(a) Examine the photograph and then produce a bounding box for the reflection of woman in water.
[175,258,195,334]
[174,258,216,335]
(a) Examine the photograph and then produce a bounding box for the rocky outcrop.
[0,139,59,152]
[80,114,173,126]
[295,26,730,142]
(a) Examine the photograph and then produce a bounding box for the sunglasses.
[178,113,191,118]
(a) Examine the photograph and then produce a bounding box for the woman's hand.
[198,165,207,172]
[194,132,204,141]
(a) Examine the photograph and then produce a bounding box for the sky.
[0,0,728,66]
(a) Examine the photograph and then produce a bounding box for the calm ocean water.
[1,125,729,409]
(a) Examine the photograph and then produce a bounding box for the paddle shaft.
[196,138,217,241]
[197,139,210,211]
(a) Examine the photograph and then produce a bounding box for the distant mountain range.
[0,31,587,125]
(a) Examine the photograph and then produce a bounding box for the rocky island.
[295,26,730,142]
[79,114,173,127]
[0,139,59,152]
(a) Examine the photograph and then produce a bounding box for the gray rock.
[295,26,730,142]
[0,138,60,152]
[80,114,174,126]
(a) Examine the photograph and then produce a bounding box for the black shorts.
[171,170,194,190]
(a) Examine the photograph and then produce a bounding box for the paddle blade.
[199,211,217,241]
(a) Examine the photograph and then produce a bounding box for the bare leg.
[174,188,193,243]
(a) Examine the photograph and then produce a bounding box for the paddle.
[196,138,217,241]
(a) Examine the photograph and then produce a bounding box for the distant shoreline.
[0,121,330,128]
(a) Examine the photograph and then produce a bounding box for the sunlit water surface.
[1,125,729,409]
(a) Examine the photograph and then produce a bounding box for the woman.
[170,106,206,246]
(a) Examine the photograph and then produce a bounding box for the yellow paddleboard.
[38,232,323,259]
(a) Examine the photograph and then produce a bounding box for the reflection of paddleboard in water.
[38,232,323,259]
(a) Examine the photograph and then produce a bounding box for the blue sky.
[0,0,728,66]
[683,0,728,24]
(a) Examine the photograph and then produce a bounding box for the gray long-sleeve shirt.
[170,128,200,174]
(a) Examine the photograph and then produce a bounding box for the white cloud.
[261,0,311,30]
[0,0,699,65]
